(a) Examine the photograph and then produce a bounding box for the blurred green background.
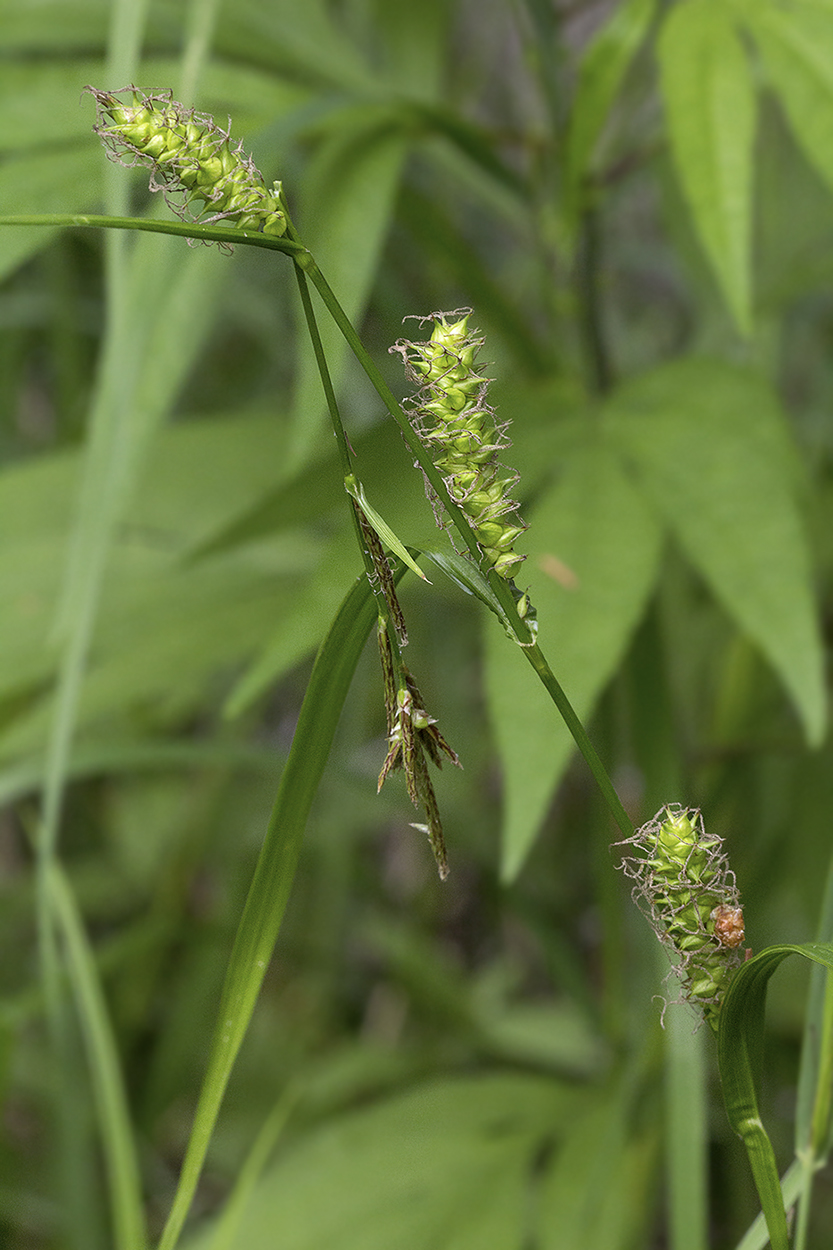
[2,0,833,1246]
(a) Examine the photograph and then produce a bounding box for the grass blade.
[49,863,147,1250]
[718,942,833,1250]
[157,566,401,1250]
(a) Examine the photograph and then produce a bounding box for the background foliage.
[3,0,833,1246]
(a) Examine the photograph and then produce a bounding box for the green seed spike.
[616,804,746,1030]
[85,85,287,239]
[391,310,529,587]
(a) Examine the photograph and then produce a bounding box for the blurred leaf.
[222,532,358,718]
[665,1002,708,1250]
[187,1074,583,1250]
[486,433,662,880]
[0,411,343,757]
[537,1080,657,1250]
[0,0,108,50]
[0,147,104,280]
[290,105,409,462]
[0,59,311,156]
[743,0,833,194]
[658,0,755,333]
[606,357,826,746]
[563,0,657,240]
[214,0,374,94]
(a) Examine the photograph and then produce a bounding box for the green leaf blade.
[717,942,833,1250]
[158,567,395,1250]
[564,0,657,238]
[658,0,756,333]
[606,358,827,746]
[745,1,833,193]
[486,434,661,880]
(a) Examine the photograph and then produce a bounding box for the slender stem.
[291,237,632,841]
[522,643,633,839]
[292,261,412,734]
[0,214,307,255]
[292,264,354,483]
[295,253,536,638]
[292,263,397,628]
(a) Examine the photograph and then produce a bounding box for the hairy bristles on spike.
[85,85,287,241]
[615,804,746,1029]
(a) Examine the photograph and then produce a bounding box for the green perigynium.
[85,86,287,238]
[392,311,528,584]
[617,805,746,1029]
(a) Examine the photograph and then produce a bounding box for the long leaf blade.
[717,942,833,1250]
[606,358,826,746]
[658,0,755,332]
[157,567,397,1250]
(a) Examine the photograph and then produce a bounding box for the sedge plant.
[2,81,833,1250]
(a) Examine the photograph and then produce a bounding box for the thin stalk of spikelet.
[616,804,746,1030]
[391,310,528,585]
[85,86,287,238]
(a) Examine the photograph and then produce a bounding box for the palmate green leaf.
[485,434,662,881]
[657,0,756,333]
[606,357,826,746]
[185,1074,583,1250]
[158,566,404,1250]
[563,0,657,241]
[742,0,833,193]
[717,942,833,1250]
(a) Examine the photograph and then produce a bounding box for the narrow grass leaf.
[563,0,657,240]
[49,863,146,1250]
[658,0,755,333]
[419,547,514,632]
[735,1160,804,1250]
[796,857,833,1152]
[158,568,400,1250]
[606,358,826,746]
[344,478,430,582]
[717,942,833,1250]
